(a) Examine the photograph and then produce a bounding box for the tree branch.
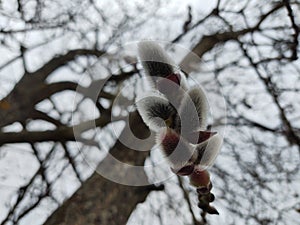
[180,2,286,73]
[0,110,111,145]
[34,49,105,81]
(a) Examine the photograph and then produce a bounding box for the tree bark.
[44,111,161,225]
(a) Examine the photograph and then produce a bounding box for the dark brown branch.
[180,27,255,73]
[31,109,63,127]
[0,111,111,145]
[172,1,220,43]
[239,42,300,148]
[180,2,286,73]
[183,6,192,33]
[61,142,83,183]
[0,128,75,145]
[33,49,105,81]
[178,177,204,225]
[283,0,299,60]
[227,116,278,133]
[0,143,57,225]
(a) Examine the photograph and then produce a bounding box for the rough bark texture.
[44,111,159,225]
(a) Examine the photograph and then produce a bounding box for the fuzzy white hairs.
[136,41,222,174]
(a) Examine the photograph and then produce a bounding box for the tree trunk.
[44,111,160,225]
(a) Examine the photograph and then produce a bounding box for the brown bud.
[197,186,210,195]
[197,131,217,144]
[197,201,208,210]
[189,169,210,188]
[171,164,194,176]
[158,128,196,171]
[159,128,180,157]
[198,193,210,203]
[208,193,215,202]
[199,192,215,203]
[206,206,219,215]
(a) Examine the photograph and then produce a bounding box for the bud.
[198,201,208,210]
[157,128,196,174]
[206,206,219,215]
[137,41,221,217]
[189,169,210,188]
[197,186,210,195]
[171,164,194,176]
[208,193,215,202]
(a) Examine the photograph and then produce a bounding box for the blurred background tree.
[0,0,299,224]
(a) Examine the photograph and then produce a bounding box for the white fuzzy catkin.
[138,41,176,77]
[136,41,222,171]
[136,92,175,132]
[138,41,189,90]
[194,133,223,169]
[175,86,209,133]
